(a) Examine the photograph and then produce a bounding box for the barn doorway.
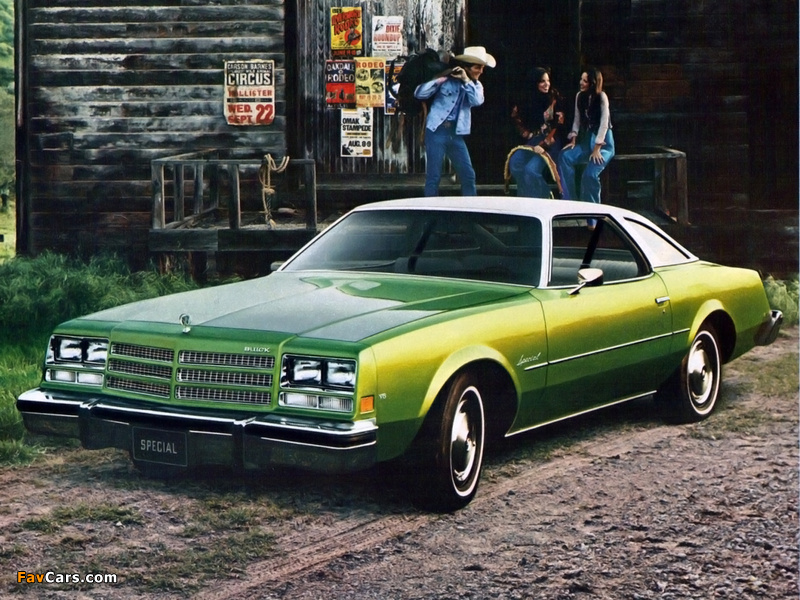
[466,1,580,185]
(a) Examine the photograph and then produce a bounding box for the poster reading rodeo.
[325,60,356,108]
[330,7,363,58]
[355,57,386,108]
[224,60,275,126]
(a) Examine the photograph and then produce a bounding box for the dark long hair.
[523,67,560,129]
[577,67,605,132]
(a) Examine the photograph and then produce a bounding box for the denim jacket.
[414,76,484,135]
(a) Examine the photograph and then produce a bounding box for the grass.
[20,503,144,534]
[11,495,278,594]
[690,346,799,440]
[0,252,201,456]
[0,197,14,262]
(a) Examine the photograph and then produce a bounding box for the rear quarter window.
[624,218,695,267]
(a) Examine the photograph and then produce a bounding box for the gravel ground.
[1,328,797,599]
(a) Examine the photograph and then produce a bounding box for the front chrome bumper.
[755,309,783,346]
[16,388,378,474]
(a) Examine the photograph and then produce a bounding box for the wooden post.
[173,164,185,222]
[193,163,204,216]
[151,162,165,229]
[303,160,317,231]
[674,154,688,225]
[228,163,241,230]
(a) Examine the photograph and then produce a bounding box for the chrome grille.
[175,386,271,404]
[109,359,172,380]
[177,368,272,387]
[111,342,173,363]
[180,351,275,369]
[105,342,275,407]
[107,376,170,398]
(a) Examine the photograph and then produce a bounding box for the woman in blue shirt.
[414,46,495,197]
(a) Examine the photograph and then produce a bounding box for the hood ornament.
[180,313,192,334]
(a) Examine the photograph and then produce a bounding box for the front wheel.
[659,326,722,423]
[413,371,486,512]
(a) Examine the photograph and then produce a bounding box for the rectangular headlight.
[291,358,323,385]
[85,340,109,364]
[281,355,356,391]
[47,336,109,366]
[326,360,356,388]
[56,337,84,362]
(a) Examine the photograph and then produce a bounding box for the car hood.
[78,271,527,342]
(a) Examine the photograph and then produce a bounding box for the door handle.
[655,296,670,306]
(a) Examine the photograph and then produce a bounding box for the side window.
[549,217,648,286]
[624,218,694,266]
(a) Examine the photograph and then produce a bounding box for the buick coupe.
[17,197,782,511]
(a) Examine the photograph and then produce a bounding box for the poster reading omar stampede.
[330,7,363,58]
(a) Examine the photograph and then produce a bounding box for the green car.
[17,197,782,511]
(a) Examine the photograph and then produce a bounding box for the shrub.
[0,252,199,347]
[763,276,799,326]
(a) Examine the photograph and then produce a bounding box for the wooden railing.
[151,151,317,230]
[609,146,688,224]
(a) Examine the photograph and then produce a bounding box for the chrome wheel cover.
[450,386,484,491]
[686,332,719,413]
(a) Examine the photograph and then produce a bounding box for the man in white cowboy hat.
[414,46,496,196]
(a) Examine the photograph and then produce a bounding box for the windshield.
[283,209,544,286]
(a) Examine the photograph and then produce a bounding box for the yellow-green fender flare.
[417,344,522,420]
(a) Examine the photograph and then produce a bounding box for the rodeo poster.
[355,57,386,108]
[330,7,363,58]
[340,107,373,158]
[325,60,356,108]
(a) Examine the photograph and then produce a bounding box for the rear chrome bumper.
[16,388,378,474]
[755,309,783,346]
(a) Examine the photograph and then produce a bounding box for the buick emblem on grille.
[180,313,192,334]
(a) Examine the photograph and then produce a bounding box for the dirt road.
[2,329,797,599]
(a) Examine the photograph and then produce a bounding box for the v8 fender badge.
[180,313,191,334]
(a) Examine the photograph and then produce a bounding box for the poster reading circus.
[224,60,275,126]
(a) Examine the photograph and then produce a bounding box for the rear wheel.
[659,325,722,423]
[412,371,486,512]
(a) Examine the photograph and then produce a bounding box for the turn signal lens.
[360,396,374,413]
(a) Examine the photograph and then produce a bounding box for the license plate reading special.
[132,427,188,466]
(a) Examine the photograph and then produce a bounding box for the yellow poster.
[355,57,386,108]
[330,7,363,58]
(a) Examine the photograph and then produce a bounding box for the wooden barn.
[14,0,798,276]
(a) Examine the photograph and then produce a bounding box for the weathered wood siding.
[18,0,288,260]
[293,0,465,176]
[16,0,796,266]
[582,0,797,213]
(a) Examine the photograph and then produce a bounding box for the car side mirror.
[270,261,285,272]
[568,267,604,295]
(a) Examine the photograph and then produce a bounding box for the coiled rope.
[259,154,290,226]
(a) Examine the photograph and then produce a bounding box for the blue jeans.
[559,129,615,204]
[508,145,561,198]
[424,122,477,196]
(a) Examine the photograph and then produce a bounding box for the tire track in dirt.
[196,425,685,599]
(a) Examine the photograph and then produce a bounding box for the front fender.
[419,344,521,420]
